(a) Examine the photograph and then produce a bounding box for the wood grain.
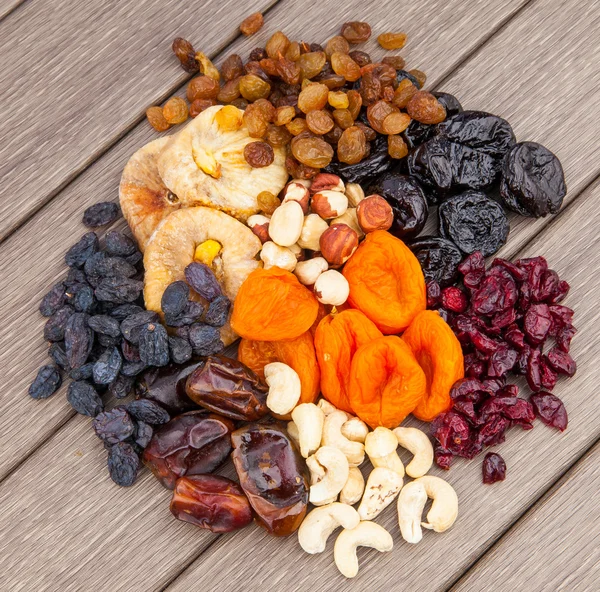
[0,0,275,242]
[0,0,528,481]
[0,0,26,21]
[452,442,600,592]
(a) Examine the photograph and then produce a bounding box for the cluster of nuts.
[263,376,458,578]
[247,172,394,307]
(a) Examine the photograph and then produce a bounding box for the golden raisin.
[337,126,367,164]
[382,55,406,70]
[195,52,220,81]
[217,78,241,103]
[377,32,408,50]
[306,110,335,135]
[382,111,411,135]
[187,76,220,101]
[325,36,350,58]
[346,90,363,119]
[297,83,329,113]
[317,74,346,90]
[265,124,292,147]
[285,41,301,62]
[392,78,418,109]
[253,98,276,123]
[409,69,427,88]
[348,50,371,67]
[297,52,327,80]
[240,12,264,36]
[259,58,279,77]
[341,21,372,44]
[239,75,271,101]
[244,141,275,168]
[146,106,170,132]
[331,52,361,82]
[189,98,216,117]
[275,55,301,85]
[332,109,354,130]
[230,98,249,110]
[366,100,397,133]
[388,135,408,159]
[328,91,349,110]
[257,191,281,215]
[215,105,243,131]
[355,121,377,142]
[162,97,188,125]
[324,125,343,144]
[243,103,269,138]
[382,85,395,102]
[244,61,269,82]
[291,137,334,168]
[172,38,197,73]
[406,91,446,124]
[285,156,319,180]
[221,54,244,81]
[266,31,290,60]
[274,106,296,126]
[286,117,309,136]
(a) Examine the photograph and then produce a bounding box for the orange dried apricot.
[315,309,383,413]
[238,331,320,406]
[349,336,426,428]
[343,231,426,334]
[402,310,464,421]
[231,268,319,341]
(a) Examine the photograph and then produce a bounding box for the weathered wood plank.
[0,0,528,480]
[166,181,600,592]
[0,0,275,242]
[0,0,26,21]
[452,442,600,592]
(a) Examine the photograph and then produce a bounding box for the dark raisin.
[482,452,506,484]
[69,362,94,381]
[120,311,160,344]
[95,277,143,304]
[87,315,121,338]
[203,295,231,327]
[98,333,119,348]
[65,232,99,268]
[127,399,171,425]
[408,236,463,287]
[110,304,144,321]
[109,374,135,399]
[66,283,95,313]
[185,262,222,301]
[169,336,193,364]
[134,421,154,448]
[93,407,135,444]
[161,281,190,317]
[188,324,224,356]
[88,256,137,279]
[48,342,70,370]
[67,381,104,416]
[104,230,138,257]
[39,282,66,317]
[64,313,93,369]
[29,365,62,399]
[121,361,148,377]
[244,141,275,168]
[44,306,75,342]
[125,251,143,267]
[396,69,422,89]
[530,392,568,431]
[82,202,121,227]
[348,50,371,67]
[249,47,267,62]
[65,268,88,287]
[121,339,141,363]
[172,37,198,73]
[165,300,206,327]
[93,346,123,385]
[107,442,140,487]
[138,323,170,367]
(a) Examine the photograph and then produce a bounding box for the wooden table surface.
[1,0,599,590]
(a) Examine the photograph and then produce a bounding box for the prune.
[396,69,422,89]
[64,313,93,368]
[170,475,253,533]
[87,315,121,338]
[104,231,137,257]
[432,92,463,117]
[48,342,69,370]
[29,364,62,399]
[402,120,435,150]
[188,323,224,356]
[107,442,140,487]
[143,411,234,489]
[186,355,269,421]
[138,323,170,367]
[367,172,428,239]
[65,232,99,268]
[185,262,222,302]
[67,284,95,313]
[134,420,153,448]
[120,311,160,344]
[126,398,170,425]
[83,202,121,227]
[203,295,231,327]
[530,392,568,431]
[438,191,509,256]
[110,304,144,321]
[95,277,143,304]
[44,306,74,342]
[408,236,463,287]
[67,381,104,416]
[161,281,190,317]
[232,422,309,536]
[39,282,66,317]
[93,407,135,444]
[168,336,192,364]
[93,346,123,385]
[482,452,506,484]
[109,374,134,399]
[69,362,94,381]
[500,141,566,217]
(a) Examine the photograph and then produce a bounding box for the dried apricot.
[343,231,426,334]
[402,310,464,421]
[349,336,426,428]
[315,310,382,413]
[231,268,319,341]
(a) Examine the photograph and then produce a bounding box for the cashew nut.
[306,454,326,485]
[287,421,300,450]
[393,427,434,478]
[364,427,405,477]
[308,446,349,506]
[264,362,301,415]
[298,502,360,554]
[397,480,428,544]
[340,466,365,505]
[334,521,393,578]
[416,475,458,533]
[341,417,369,443]
[317,398,338,416]
[291,403,325,458]
[322,410,365,466]
[357,467,404,521]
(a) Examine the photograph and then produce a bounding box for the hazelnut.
[294,257,329,285]
[268,201,304,247]
[311,190,348,219]
[297,214,330,251]
[314,270,350,306]
[281,182,311,214]
[319,224,359,266]
[332,208,364,239]
[357,194,394,233]
[310,172,345,194]
[291,178,313,190]
[288,242,306,261]
[247,214,270,243]
[345,183,365,208]
[260,241,297,271]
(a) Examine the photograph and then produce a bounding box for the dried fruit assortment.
[29,13,578,582]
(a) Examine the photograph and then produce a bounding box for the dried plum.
[95,277,143,304]
[83,202,121,227]
[93,346,123,384]
[482,452,506,484]
[44,306,74,342]
[438,191,509,256]
[203,295,231,327]
[395,69,421,89]
[120,311,160,344]
[408,236,463,287]
[109,374,134,399]
[185,263,222,302]
[48,342,69,370]
[401,120,435,149]
[161,281,190,317]
[500,141,566,217]
[188,324,224,356]
[67,381,104,416]
[432,92,463,117]
[29,365,62,399]
[168,336,193,364]
[93,407,135,444]
[65,232,99,268]
[138,323,170,367]
[126,399,170,425]
[87,315,121,338]
[107,442,140,487]
[39,282,66,317]
[104,231,138,257]
[64,313,93,369]
[367,172,428,239]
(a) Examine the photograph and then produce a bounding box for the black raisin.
[109,374,135,399]
[67,381,104,416]
[29,365,62,399]
[134,421,153,448]
[188,324,224,356]
[164,300,205,327]
[120,311,160,344]
[121,361,147,377]
[65,232,100,268]
[82,202,121,227]
[166,336,191,365]
[107,442,140,487]
[161,281,190,317]
[44,306,75,342]
[174,326,191,341]
[65,268,89,287]
[93,346,123,385]
[48,342,70,370]
[66,283,95,313]
[69,362,94,381]
[121,339,141,363]
[104,231,138,257]
[184,263,223,302]
[95,277,143,304]
[98,333,119,348]
[39,282,66,317]
[138,323,170,367]
[408,236,464,287]
[126,398,170,425]
[396,69,422,89]
[203,295,231,327]
[110,304,144,321]
[124,251,143,267]
[90,256,137,279]
[88,314,121,337]
[64,313,94,369]
[92,407,135,444]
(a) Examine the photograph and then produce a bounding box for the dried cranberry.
[530,392,568,431]
[526,348,543,391]
[549,280,570,304]
[477,415,510,447]
[482,452,506,484]
[546,347,577,376]
[434,447,453,470]
[450,378,490,400]
[523,303,552,345]
[441,286,468,313]
[556,325,576,352]
[505,324,526,349]
[540,358,558,390]
[491,308,517,330]
[487,346,517,378]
